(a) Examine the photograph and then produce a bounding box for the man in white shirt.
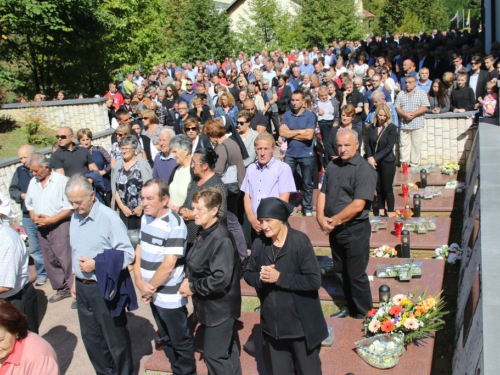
[25,153,74,304]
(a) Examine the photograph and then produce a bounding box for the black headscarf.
[256,197,294,222]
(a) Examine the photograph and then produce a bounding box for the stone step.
[289,216,452,251]
[144,312,435,375]
[241,257,445,305]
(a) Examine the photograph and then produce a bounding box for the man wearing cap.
[316,128,377,319]
[244,197,328,374]
[0,193,39,333]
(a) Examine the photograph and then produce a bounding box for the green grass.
[0,126,29,160]
[241,296,340,317]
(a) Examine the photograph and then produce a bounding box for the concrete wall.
[0,98,110,135]
[0,129,113,223]
[452,119,500,375]
[421,112,476,165]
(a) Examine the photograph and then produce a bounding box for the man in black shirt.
[50,127,98,177]
[317,128,377,319]
[244,99,267,133]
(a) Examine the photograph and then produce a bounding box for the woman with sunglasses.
[236,110,257,167]
[110,124,146,168]
[131,122,158,167]
[381,67,397,102]
[141,110,162,149]
[183,118,212,155]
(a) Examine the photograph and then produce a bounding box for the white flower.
[447,253,458,264]
[395,322,401,328]
[383,254,390,258]
[435,248,443,256]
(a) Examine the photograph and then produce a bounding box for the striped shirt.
[140,210,187,309]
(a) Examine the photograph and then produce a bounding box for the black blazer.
[468,70,489,102]
[364,123,398,164]
[244,227,328,351]
[277,85,293,114]
[325,125,363,160]
[186,220,241,327]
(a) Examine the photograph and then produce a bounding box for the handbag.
[220,143,240,195]
[125,216,140,249]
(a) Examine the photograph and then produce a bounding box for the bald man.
[9,145,47,286]
[50,127,98,177]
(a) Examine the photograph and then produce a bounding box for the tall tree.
[299,0,365,46]
[236,0,295,50]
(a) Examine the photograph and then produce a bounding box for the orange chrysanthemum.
[389,305,403,316]
[367,308,378,317]
[381,320,395,333]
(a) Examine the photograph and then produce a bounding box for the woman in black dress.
[364,104,398,216]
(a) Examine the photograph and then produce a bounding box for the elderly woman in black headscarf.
[243,197,328,375]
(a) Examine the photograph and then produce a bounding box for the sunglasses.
[236,121,246,125]
[185,127,198,131]
[186,84,193,86]
[116,133,126,137]
[56,135,68,139]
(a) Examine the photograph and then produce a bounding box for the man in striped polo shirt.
[134,179,196,375]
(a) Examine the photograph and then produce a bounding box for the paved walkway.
[34,270,162,375]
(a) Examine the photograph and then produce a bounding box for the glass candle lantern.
[401,230,411,258]
[413,194,421,217]
[420,169,428,188]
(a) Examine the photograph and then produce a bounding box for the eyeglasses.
[236,121,246,125]
[116,133,126,137]
[56,135,68,139]
[185,127,198,131]
[178,107,188,110]
[191,160,204,166]
[120,148,133,152]
[471,61,479,65]
[186,84,193,86]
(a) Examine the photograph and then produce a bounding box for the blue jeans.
[150,304,196,375]
[284,156,314,212]
[22,216,46,278]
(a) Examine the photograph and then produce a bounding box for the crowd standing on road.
[2,29,497,374]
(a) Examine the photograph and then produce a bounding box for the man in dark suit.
[416,46,434,77]
[432,48,450,80]
[468,56,489,108]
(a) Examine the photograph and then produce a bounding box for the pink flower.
[404,317,420,330]
[392,294,405,306]
[368,319,381,333]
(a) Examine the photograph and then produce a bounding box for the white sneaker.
[35,276,47,286]
[305,211,313,217]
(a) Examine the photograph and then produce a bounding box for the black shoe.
[330,306,349,318]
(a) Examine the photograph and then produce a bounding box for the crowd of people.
[1,29,496,374]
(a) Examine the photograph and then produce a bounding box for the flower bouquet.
[440,162,459,175]
[392,207,413,220]
[363,289,447,346]
[435,243,462,264]
[14,227,29,248]
[371,245,397,258]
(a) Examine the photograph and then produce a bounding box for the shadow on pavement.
[127,312,156,374]
[36,289,48,325]
[43,325,78,374]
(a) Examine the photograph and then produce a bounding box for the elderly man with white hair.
[25,153,74,304]
[65,173,136,375]
[10,144,47,286]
